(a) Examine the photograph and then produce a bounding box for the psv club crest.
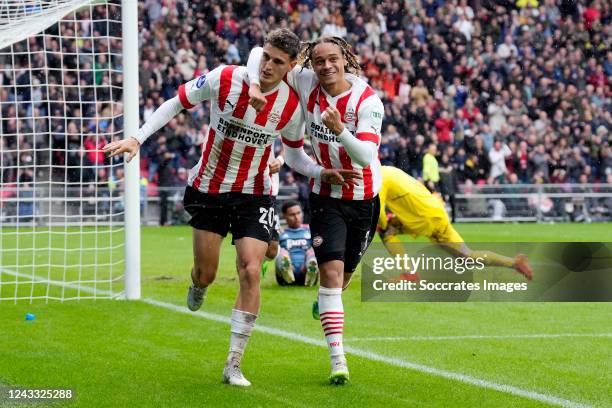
[269,110,281,124]
[344,108,356,123]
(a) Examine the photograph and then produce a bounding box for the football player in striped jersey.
[247,36,384,385]
[104,29,359,387]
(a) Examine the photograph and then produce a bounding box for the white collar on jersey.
[261,81,282,95]
[320,73,361,100]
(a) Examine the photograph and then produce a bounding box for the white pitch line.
[1,268,594,408]
[0,268,118,298]
[347,333,612,342]
[143,298,592,408]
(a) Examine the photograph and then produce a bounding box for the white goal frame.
[0,0,140,301]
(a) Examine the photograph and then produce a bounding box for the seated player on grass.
[377,165,533,281]
[275,200,319,286]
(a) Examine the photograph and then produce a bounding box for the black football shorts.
[183,185,274,243]
[309,192,379,273]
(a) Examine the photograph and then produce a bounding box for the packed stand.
[1,0,610,222]
[134,0,610,191]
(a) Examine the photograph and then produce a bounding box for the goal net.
[0,0,139,302]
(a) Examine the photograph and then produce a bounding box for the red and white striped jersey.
[180,65,303,195]
[284,69,383,200]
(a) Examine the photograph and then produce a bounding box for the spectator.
[488,95,511,134]
[531,144,551,182]
[434,110,454,146]
[488,140,512,184]
[496,35,519,59]
[439,154,458,222]
[157,145,176,226]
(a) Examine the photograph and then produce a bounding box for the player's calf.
[236,262,262,313]
[318,286,348,383]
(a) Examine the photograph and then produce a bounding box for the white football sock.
[228,309,257,364]
[318,286,345,361]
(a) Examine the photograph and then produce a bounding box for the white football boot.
[222,357,251,386]
[329,355,350,385]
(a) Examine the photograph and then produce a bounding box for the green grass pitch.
[1,223,611,407]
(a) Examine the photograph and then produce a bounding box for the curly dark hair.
[265,28,301,60]
[298,36,361,74]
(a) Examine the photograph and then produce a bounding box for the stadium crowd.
[1,0,611,216]
[136,0,612,191]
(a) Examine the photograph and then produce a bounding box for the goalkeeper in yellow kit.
[377,166,533,281]
[312,166,532,320]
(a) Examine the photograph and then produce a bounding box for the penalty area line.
[142,298,593,408]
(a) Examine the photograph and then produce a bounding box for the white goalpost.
[0,0,140,302]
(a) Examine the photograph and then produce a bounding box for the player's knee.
[279,247,290,259]
[275,254,290,271]
[306,256,318,271]
[238,262,261,288]
[319,262,343,287]
[193,264,216,286]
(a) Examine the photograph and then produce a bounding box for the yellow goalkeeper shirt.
[378,166,449,237]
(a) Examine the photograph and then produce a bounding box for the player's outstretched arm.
[103,96,183,162]
[105,66,220,162]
